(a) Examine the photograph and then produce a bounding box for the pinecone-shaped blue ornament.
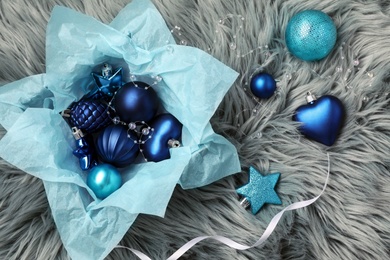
[69,100,112,134]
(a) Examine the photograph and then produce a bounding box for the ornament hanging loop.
[72,127,85,140]
[239,197,250,209]
[168,139,181,148]
[102,63,113,78]
[306,91,317,103]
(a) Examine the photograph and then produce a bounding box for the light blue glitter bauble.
[285,10,337,61]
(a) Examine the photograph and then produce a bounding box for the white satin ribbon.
[116,153,331,260]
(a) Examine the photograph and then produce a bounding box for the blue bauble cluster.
[64,64,183,200]
[285,10,337,61]
[250,72,277,99]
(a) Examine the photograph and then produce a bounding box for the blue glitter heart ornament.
[285,10,337,61]
[293,92,345,146]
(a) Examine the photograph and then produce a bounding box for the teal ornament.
[236,166,282,215]
[285,10,337,61]
[250,72,277,99]
[87,164,122,200]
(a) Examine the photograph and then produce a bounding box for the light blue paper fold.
[0,74,52,131]
[0,0,241,259]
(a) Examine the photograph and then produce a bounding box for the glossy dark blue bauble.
[96,125,139,167]
[114,81,160,123]
[87,164,122,200]
[69,100,112,133]
[293,95,345,146]
[250,72,277,99]
[140,113,182,162]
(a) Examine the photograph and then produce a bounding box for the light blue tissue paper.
[0,0,241,259]
[0,74,52,130]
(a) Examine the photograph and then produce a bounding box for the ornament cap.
[101,63,113,78]
[306,91,317,103]
[168,139,181,148]
[61,109,71,118]
[72,127,85,140]
[239,197,251,209]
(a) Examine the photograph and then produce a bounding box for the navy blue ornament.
[71,127,97,170]
[250,72,277,99]
[114,81,160,123]
[293,92,345,146]
[285,10,337,61]
[87,164,122,200]
[85,63,123,100]
[140,113,182,162]
[96,124,139,168]
[69,100,112,134]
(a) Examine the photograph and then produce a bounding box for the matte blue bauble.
[114,81,160,123]
[69,100,112,133]
[96,125,139,167]
[140,113,182,162]
[285,10,337,61]
[87,164,122,200]
[293,93,345,146]
[250,72,277,99]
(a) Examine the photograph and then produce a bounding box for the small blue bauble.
[87,164,122,200]
[293,92,345,146]
[96,125,139,167]
[114,81,160,123]
[250,72,277,99]
[285,10,337,61]
[140,113,182,162]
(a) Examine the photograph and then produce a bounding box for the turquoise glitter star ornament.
[236,166,282,215]
[0,0,240,259]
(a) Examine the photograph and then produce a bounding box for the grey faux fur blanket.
[1,0,390,259]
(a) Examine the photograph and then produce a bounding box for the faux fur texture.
[1,0,390,259]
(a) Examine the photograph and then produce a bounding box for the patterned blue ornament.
[114,81,160,123]
[85,64,123,100]
[250,72,277,99]
[69,100,112,134]
[236,166,282,215]
[140,113,182,162]
[285,10,337,61]
[96,124,139,168]
[87,164,122,200]
[71,127,97,171]
[293,92,345,146]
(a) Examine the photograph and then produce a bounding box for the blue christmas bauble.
[293,93,345,146]
[114,81,160,123]
[250,72,276,99]
[87,164,122,200]
[96,125,139,167]
[140,113,182,162]
[285,10,337,61]
[69,100,112,133]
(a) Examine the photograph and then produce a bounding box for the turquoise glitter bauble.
[87,164,122,199]
[285,10,337,61]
